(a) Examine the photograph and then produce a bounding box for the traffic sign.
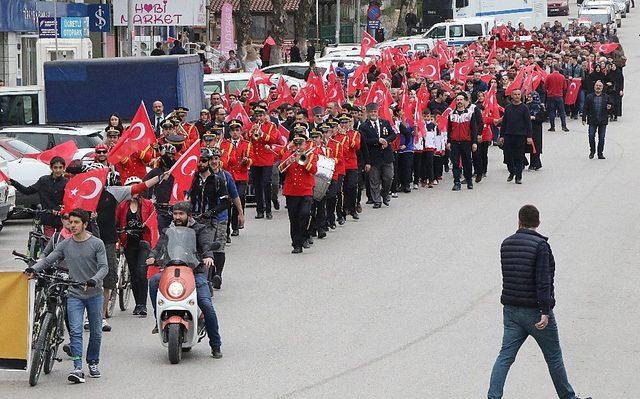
[367,5,381,20]
[367,20,381,30]
[38,17,60,39]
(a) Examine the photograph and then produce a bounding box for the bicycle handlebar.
[31,270,84,288]
[13,207,58,216]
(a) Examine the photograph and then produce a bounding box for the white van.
[421,18,495,47]
[376,37,433,53]
[578,7,617,26]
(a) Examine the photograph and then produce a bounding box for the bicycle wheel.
[118,255,132,311]
[29,312,53,386]
[43,307,64,374]
[106,288,117,318]
[31,289,45,343]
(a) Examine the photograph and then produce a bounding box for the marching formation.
[6,16,624,395]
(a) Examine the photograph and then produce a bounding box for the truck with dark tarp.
[44,55,205,124]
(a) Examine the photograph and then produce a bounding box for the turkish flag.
[564,78,582,105]
[454,58,475,81]
[377,62,393,81]
[108,102,155,164]
[416,85,430,105]
[251,68,273,86]
[326,79,346,105]
[505,68,526,96]
[347,62,368,95]
[414,99,426,138]
[483,83,500,119]
[408,57,440,80]
[487,40,497,63]
[143,209,160,248]
[168,139,201,204]
[306,70,326,104]
[436,100,456,133]
[226,101,254,129]
[597,43,619,54]
[0,169,8,182]
[25,140,78,166]
[264,36,276,46]
[360,31,377,58]
[400,90,415,126]
[365,79,393,121]
[62,167,109,213]
[433,40,451,67]
[294,85,323,110]
[380,48,395,69]
[244,77,261,106]
[276,77,293,102]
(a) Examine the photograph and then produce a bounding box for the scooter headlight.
[167,281,185,298]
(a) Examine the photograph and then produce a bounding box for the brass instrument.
[280,147,314,173]
[250,122,263,141]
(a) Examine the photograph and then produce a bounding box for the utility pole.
[335,0,341,45]
[125,0,134,56]
[53,0,59,59]
[356,0,361,43]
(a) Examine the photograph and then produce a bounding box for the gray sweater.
[33,235,108,299]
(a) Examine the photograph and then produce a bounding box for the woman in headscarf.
[526,91,545,170]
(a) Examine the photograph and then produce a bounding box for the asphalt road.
[2,12,639,399]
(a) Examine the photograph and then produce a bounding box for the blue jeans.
[547,96,567,129]
[488,306,576,399]
[588,124,607,155]
[149,272,221,348]
[67,294,103,369]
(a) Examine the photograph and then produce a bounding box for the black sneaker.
[598,154,606,159]
[365,200,374,204]
[372,203,382,209]
[307,237,314,245]
[548,127,555,132]
[507,174,514,182]
[302,240,310,249]
[561,126,569,132]
[132,304,142,315]
[231,230,239,236]
[273,199,280,210]
[589,152,595,159]
[139,307,147,317]
[350,211,359,220]
[212,275,222,290]
[151,325,159,334]
[318,230,327,239]
[62,344,72,357]
[475,174,482,183]
[467,182,473,189]
[266,212,273,220]
[452,183,461,191]
[255,212,264,219]
[68,369,85,384]
[101,319,111,332]
[337,217,345,225]
[226,236,231,244]
[88,363,101,378]
[515,179,522,184]
[211,346,223,359]
[291,247,303,254]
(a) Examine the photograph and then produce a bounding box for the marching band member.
[307,128,331,240]
[331,117,349,225]
[341,113,361,220]
[321,123,341,231]
[173,106,199,149]
[226,119,252,237]
[249,106,279,220]
[278,134,317,254]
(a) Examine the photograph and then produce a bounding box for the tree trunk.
[295,0,312,56]
[270,0,288,64]
[235,0,252,59]
[395,0,410,36]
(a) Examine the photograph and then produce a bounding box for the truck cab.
[0,86,45,126]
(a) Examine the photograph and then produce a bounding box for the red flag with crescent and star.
[168,139,201,204]
[565,78,582,105]
[250,69,273,86]
[360,31,377,58]
[365,79,393,121]
[408,57,440,80]
[108,102,155,164]
[453,58,475,81]
[326,78,346,105]
[226,101,254,130]
[596,43,619,54]
[347,62,369,95]
[63,167,109,213]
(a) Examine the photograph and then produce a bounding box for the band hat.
[338,113,351,122]
[254,106,267,114]
[293,122,309,131]
[229,119,243,128]
[200,109,210,114]
[365,103,380,112]
[174,106,189,113]
[105,126,120,135]
[165,134,186,145]
[161,119,175,128]
[309,129,322,138]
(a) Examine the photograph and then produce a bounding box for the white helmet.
[83,162,107,172]
[124,176,143,186]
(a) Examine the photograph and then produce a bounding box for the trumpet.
[280,147,314,173]
[250,122,263,141]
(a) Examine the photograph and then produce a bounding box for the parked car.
[203,73,305,104]
[0,156,14,229]
[578,6,618,26]
[0,125,102,162]
[548,0,570,16]
[0,138,50,212]
[376,37,433,53]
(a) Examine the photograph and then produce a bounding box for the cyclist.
[115,176,158,317]
[146,201,223,359]
[10,156,67,237]
[144,144,178,230]
[25,208,108,383]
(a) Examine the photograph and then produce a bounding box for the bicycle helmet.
[124,176,143,186]
[83,162,107,172]
[107,170,121,186]
[160,144,177,155]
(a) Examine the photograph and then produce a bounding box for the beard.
[198,165,209,173]
[173,217,187,226]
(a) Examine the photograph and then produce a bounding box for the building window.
[0,33,8,83]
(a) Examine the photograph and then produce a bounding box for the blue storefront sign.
[38,16,59,38]
[60,17,88,38]
[87,4,111,33]
[1,0,87,33]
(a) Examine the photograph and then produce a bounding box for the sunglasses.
[95,150,108,155]
[199,159,210,163]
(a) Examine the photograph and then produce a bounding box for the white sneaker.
[412,184,419,190]
[101,319,111,332]
[83,318,89,331]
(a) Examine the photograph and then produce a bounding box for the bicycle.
[13,251,45,343]
[25,270,83,387]
[105,227,145,317]
[14,207,56,259]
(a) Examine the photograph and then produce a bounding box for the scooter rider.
[146,201,223,359]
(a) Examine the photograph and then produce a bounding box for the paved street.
[2,13,639,399]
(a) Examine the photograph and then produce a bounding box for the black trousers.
[250,165,272,214]
[308,198,327,235]
[343,169,358,213]
[449,141,473,183]
[230,181,247,231]
[413,152,423,184]
[336,174,345,219]
[473,141,490,177]
[433,155,444,179]
[422,151,435,182]
[286,196,312,248]
[123,241,150,307]
[398,152,414,189]
[358,168,367,204]
[504,135,527,180]
[325,175,343,226]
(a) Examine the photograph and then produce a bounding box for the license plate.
[550,8,559,11]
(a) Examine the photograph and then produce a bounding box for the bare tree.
[295,0,312,55]
[235,0,252,58]
[395,0,411,36]
[270,0,288,64]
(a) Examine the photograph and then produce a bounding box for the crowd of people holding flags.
[4,15,627,380]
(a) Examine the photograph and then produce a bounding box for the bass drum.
[313,155,335,201]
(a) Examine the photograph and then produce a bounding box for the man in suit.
[358,103,396,208]
[152,101,165,138]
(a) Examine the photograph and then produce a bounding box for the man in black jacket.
[289,40,302,62]
[359,103,396,208]
[582,80,612,159]
[499,89,533,184]
[488,205,590,399]
[10,156,67,237]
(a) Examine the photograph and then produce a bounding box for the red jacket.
[115,146,155,183]
[332,132,348,175]
[326,139,342,181]
[343,130,361,170]
[226,138,252,182]
[544,71,567,98]
[281,150,317,196]
[250,122,278,167]
[115,198,156,249]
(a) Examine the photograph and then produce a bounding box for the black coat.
[11,174,67,227]
[582,93,612,126]
[289,45,302,62]
[500,228,556,314]
[358,118,397,166]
